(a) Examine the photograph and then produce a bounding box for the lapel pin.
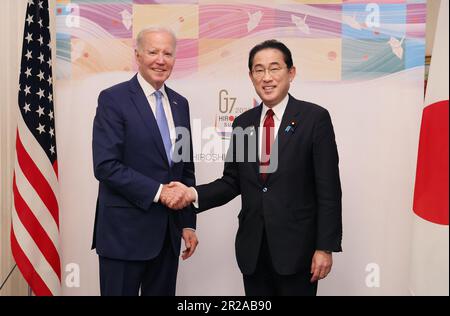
[285,120,297,133]
[249,126,255,136]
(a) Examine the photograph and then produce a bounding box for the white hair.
[136,26,177,51]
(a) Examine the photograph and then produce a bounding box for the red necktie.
[260,109,274,182]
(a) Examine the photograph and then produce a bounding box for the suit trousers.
[99,229,179,296]
[243,231,318,296]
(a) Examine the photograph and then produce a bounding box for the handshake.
[160,181,196,210]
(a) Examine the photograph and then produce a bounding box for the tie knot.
[266,109,274,118]
[154,90,162,100]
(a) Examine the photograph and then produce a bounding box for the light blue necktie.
[154,90,172,165]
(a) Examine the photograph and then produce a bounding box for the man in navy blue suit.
[91,26,198,296]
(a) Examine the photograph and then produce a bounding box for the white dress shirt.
[136,73,176,203]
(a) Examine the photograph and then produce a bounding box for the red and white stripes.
[11,113,60,296]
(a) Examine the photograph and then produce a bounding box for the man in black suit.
[169,40,342,296]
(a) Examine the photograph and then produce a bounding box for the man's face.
[135,31,176,90]
[249,48,296,107]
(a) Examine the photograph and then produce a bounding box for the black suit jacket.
[196,94,342,275]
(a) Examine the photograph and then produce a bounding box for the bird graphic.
[71,41,86,62]
[388,36,405,59]
[247,11,263,32]
[291,14,310,34]
[119,9,132,31]
[343,14,362,30]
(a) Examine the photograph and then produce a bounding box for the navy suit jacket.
[196,95,342,275]
[92,74,196,261]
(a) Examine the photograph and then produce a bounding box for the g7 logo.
[219,90,236,114]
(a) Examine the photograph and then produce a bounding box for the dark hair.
[248,39,293,71]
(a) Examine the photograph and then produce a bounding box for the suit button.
[262,187,268,193]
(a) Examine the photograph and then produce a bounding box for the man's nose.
[262,74,273,82]
[156,53,165,63]
[262,70,273,81]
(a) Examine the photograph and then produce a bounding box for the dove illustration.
[120,10,132,30]
[388,36,404,59]
[343,14,361,30]
[247,11,263,32]
[71,41,85,62]
[291,14,310,34]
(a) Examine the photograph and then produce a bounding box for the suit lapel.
[275,95,301,159]
[165,87,184,169]
[249,105,263,177]
[165,86,183,135]
[129,75,169,165]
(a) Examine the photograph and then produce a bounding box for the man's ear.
[289,66,297,82]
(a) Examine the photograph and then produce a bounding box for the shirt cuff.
[183,227,196,232]
[153,184,163,203]
[190,187,199,208]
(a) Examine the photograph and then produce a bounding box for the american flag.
[11,0,60,296]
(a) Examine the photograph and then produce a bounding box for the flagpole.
[0,264,17,291]
[0,265,33,296]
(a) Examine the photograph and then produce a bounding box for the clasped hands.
[160,181,196,210]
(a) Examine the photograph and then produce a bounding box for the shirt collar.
[137,72,168,100]
[261,94,289,122]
